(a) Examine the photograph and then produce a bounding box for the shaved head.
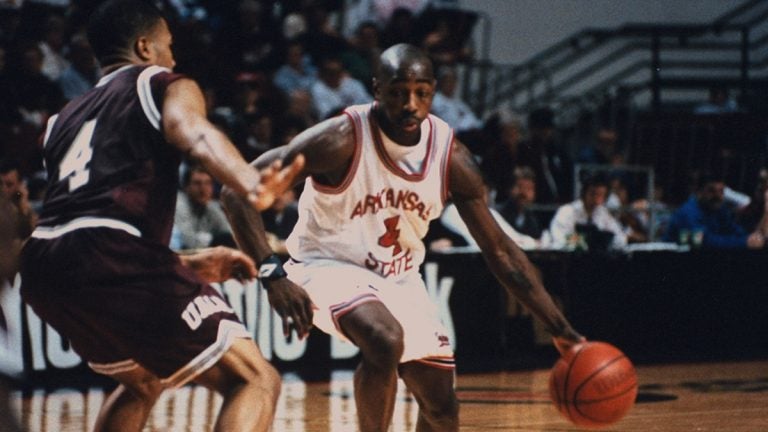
[376,44,434,83]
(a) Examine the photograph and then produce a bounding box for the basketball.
[549,341,638,428]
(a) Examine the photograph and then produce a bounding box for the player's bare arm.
[162,78,303,211]
[253,114,357,187]
[448,139,583,352]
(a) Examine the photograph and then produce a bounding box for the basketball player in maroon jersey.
[223,44,584,431]
[18,1,309,431]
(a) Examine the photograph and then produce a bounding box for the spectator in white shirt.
[548,173,627,250]
[430,65,481,132]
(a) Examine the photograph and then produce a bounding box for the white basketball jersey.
[286,103,454,281]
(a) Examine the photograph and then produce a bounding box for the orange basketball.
[549,341,638,428]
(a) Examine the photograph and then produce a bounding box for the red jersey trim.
[310,112,362,195]
[370,110,434,182]
[441,131,455,204]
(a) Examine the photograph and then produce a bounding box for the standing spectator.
[310,56,371,120]
[664,173,764,249]
[430,65,481,133]
[517,107,573,204]
[497,166,544,240]
[548,173,627,250]
[0,159,36,239]
[172,165,233,250]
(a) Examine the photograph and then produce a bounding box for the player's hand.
[553,329,587,357]
[264,277,315,340]
[248,155,305,211]
[181,246,257,283]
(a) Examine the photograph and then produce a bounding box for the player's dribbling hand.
[249,154,305,211]
[553,329,587,358]
[264,278,315,340]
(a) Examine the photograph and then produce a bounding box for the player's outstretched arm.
[161,78,303,211]
[448,139,584,353]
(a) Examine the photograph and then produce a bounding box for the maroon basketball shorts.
[19,226,251,387]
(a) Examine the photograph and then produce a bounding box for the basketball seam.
[563,343,587,422]
[572,355,636,424]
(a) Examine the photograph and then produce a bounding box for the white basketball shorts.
[285,259,454,369]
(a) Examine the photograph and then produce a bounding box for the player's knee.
[123,376,164,403]
[420,392,459,424]
[362,324,404,368]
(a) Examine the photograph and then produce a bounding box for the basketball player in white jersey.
[223,44,585,431]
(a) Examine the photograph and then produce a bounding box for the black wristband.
[258,254,287,282]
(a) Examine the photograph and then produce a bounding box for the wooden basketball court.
[10,359,767,431]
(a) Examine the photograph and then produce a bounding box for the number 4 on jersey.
[378,215,403,256]
[59,119,96,192]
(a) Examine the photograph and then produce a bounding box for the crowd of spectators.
[1,0,767,254]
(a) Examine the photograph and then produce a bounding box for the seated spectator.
[517,107,573,204]
[737,167,768,232]
[58,33,100,101]
[341,21,382,95]
[310,56,371,120]
[577,127,624,165]
[479,109,524,198]
[694,85,739,115]
[497,166,543,240]
[261,188,299,255]
[273,39,317,96]
[0,159,36,239]
[171,165,233,250]
[548,173,627,250]
[630,181,672,241]
[606,175,647,243]
[664,173,764,249]
[38,15,69,81]
[430,65,482,133]
[440,203,539,251]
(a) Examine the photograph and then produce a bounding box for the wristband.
[258,254,287,282]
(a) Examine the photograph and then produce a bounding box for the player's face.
[147,19,175,69]
[374,62,435,144]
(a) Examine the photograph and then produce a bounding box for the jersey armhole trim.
[310,112,362,195]
[137,65,170,131]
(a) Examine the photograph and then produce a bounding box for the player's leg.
[338,301,404,432]
[193,338,281,432]
[399,361,459,432]
[93,365,164,432]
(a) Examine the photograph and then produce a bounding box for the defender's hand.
[264,277,315,340]
[181,246,257,283]
[249,155,305,211]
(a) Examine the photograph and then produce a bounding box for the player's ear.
[135,35,153,62]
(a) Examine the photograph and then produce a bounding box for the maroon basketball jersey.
[38,65,184,245]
